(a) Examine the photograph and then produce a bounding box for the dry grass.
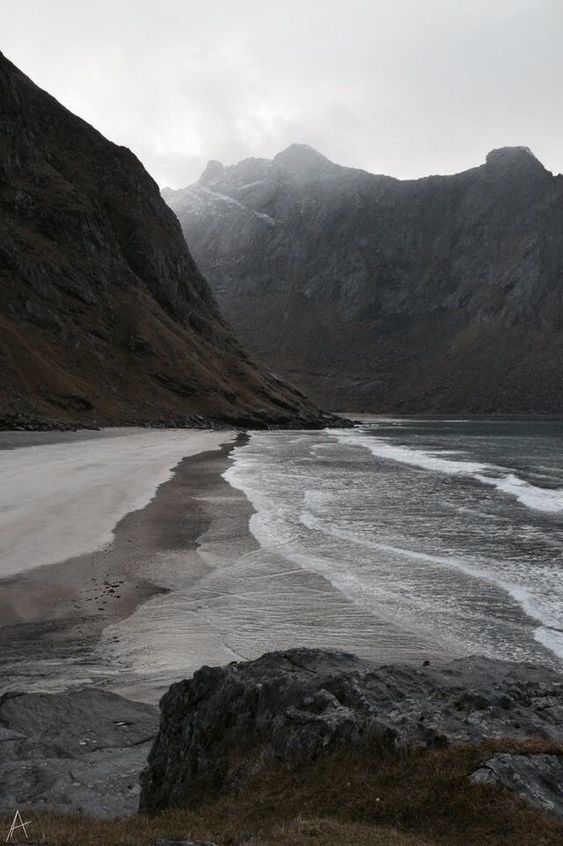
[3,738,563,846]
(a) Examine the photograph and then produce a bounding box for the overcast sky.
[3,0,562,188]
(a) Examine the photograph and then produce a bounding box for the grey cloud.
[2,0,562,187]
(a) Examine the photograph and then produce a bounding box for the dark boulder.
[140,648,563,812]
[471,753,563,818]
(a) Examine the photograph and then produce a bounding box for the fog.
[3,0,562,187]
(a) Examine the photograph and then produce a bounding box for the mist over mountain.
[165,143,563,413]
[0,55,333,429]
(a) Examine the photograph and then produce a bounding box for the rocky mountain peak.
[273,143,335,178]
[485,146,547,173]
[198,159,225,185]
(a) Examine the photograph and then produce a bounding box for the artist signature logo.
[5,811,31,843]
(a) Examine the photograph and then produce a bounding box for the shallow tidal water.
[9,418,560,701]
[224,418,563,668]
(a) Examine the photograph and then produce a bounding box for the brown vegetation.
[6,738,563,846]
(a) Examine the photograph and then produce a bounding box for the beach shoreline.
[0,427,451,704]
[0,430,236,697]
[96,437,451,703]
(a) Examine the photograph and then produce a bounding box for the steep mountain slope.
[165,144,563,413]
[0,54,333,429]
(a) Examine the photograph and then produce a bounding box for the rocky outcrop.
[139,648,563,812]
[0,688,158,817]
[3,650,562,821]
[0,55,336,429]
[471,753,563,819]
[165,144,563,413]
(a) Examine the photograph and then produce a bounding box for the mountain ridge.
[165,143,563,413]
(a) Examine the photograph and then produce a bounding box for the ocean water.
[224,419,563,668]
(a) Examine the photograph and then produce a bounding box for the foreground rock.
[471,753,563,819]
[0,689,158,817]
[140,648,563,811]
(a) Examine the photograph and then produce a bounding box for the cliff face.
[0,55,332,429]
[165,144,563,413]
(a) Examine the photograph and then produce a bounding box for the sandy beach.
[0,428,237,579]
[0,429,235,697]
[0,427,450,704]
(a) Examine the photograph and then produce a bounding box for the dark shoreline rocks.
[0,411,350,434]
[471,753,563,819]
[2,649,561,820]
[0,689,158,818]
[140,648,563,813]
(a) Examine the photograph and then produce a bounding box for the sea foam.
[337,431,563,514]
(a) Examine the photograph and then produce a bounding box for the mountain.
[0,56,334,430]
[164,143,563,413]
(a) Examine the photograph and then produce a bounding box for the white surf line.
[0,429,233,578]
[475,471,563,513]
[336,430,563,514]
[301,508,563,661]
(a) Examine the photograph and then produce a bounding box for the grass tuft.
[3,737,562,845]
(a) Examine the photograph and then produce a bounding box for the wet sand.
[98,445,450,702]
[0,430,234,694]
[0,430,450,704]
